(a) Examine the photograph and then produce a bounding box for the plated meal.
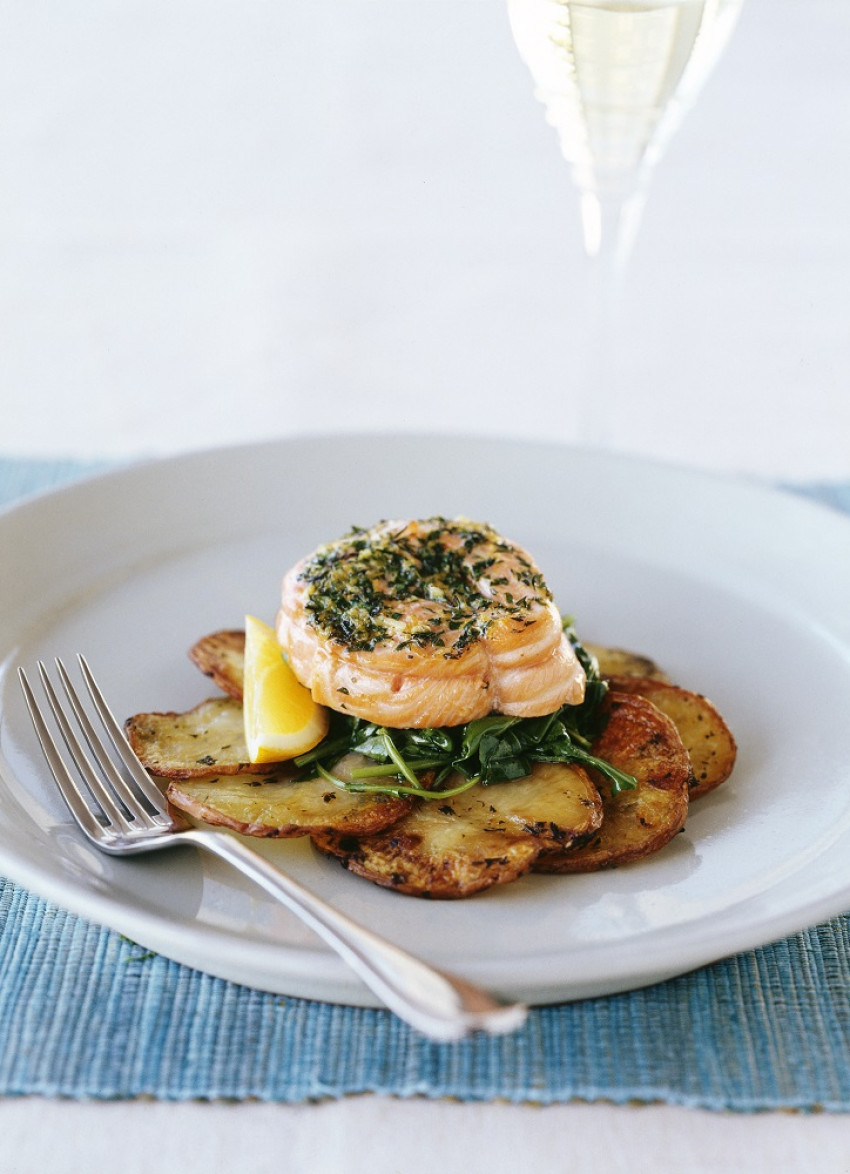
[125,516,737,899]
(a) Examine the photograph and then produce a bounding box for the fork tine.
[18,666,114,842]
[76,654,172,817]
[36,660,136,834]
[54,657,161,831]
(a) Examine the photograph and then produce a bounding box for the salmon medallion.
[277,517,586,728]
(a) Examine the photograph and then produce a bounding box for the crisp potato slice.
[313,761,601,898]
[585,643,670,682]
[313,806,540,899]
[125,697,261,777]
[189,630,246,700]
[166,754,413,838]
[442,762,602,847]
[534,692,691,873]
[606,676,736,800]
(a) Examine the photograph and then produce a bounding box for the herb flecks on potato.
[125,697,259,778]
[438,761,602,845]
[604,676,737,800]
[312,760,602,898]
[166,753,413,838]
[534,692,691,873]
[313,803,542,899]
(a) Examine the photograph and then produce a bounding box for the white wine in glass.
[507,0,743,439]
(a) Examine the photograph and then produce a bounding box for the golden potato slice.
[125,697,261,777]
[188,630,246,700]
[313,805,540,899]
[585,643,670,682]
[166,754,413,838]
[605,676,736,800]
[442,761,602,847]
[534,691,691,873]
[313,761,601,898]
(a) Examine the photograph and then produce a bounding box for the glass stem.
[574,184,647,448]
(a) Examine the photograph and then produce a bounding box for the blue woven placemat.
[2,457,850,1110]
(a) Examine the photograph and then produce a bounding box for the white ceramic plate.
[2,435,850,1006]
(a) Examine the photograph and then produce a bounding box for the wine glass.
[507,0,743,442]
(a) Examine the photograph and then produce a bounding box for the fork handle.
[183,828,526,1041]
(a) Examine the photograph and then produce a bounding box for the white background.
[1,0,848,480]
[2,2,850,1171]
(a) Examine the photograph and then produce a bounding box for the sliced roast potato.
[313,805,539,899]
[606,676,736,800]
[188,630,246,700]
[534,691,691,874]
[585,643,670,683]
[166,754,413,838]
[312,761,601,898]
[440,761,602,847]
[125,697,261,777]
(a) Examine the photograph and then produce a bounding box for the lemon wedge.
[243,614,329,763]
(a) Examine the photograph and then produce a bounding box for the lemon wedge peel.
[243,614,329,764]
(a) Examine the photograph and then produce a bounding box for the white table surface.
[2,2,850,1170]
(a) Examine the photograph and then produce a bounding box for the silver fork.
[18,656,528,1041]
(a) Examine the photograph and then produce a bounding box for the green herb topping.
[297,517,551,656]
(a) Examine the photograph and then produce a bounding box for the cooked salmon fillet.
[277,517,585,728]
